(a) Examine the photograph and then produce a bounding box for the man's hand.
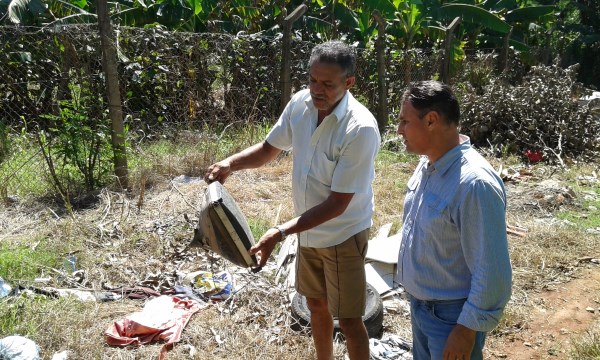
[443,324,476,360]
[204,160,232,184]
[248,227,282,267]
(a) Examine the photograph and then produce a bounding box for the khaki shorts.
[295,228,369,319]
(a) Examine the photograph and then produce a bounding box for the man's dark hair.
[309,40,356,77]
[401,80,460,125]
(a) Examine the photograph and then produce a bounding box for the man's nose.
[310,82,323,93]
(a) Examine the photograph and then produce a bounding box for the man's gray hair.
[309,40,356,77]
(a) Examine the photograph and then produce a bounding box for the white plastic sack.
[0,336,40,360]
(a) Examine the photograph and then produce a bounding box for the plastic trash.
[193,271,233,300]
[0,335,41,360]
[0,277,12,298]
[369,334,412,360]
[51,350,70,360]
[63,255,76,273]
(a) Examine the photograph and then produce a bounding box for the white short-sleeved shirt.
[266,89,381,248]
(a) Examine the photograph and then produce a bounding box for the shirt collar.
[305,90,351,123]
[427,134,471,177]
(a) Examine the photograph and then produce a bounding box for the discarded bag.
[193,271,233,300]
[369,334,412,360]
[0,335,40,360]
[0,277,12,298]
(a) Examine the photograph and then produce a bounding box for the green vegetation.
[0,243,59,281]
[0,295,91,343]
[0,136,48,199]
[248,218,272,243]
[557,186,600,229]
[570,325,600,360]
[2,0,598,87]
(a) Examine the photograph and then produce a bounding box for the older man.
[205,41,380,360]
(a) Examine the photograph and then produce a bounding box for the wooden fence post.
[499,27,513,72]
[279,4,307,114]
[97,0,128,190]
[440,17,461,84]
[542,30,551,65]
[372,10,388,133]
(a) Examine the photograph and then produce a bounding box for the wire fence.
[0,24,525,203]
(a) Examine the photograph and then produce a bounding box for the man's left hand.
[248,228,281,267]
[442,324,476,360]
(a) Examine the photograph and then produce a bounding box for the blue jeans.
[409,295,486,360]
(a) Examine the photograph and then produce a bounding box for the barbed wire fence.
[0,23,525,204]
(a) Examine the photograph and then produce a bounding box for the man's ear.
[425,111,441,129]
[345,76,356,89]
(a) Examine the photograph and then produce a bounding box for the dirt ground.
[482,166,600,359]
[486,267,600,359]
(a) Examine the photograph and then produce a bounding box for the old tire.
[290,283,384,338]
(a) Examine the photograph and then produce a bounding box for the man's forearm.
[277,191,354,236]
[228,141,281,171]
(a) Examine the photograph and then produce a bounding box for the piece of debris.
[274,234,298,286]
[171,175,203,185]
[366,261,398,295]
[577,257,600,264]
[0,335,41,360]
[0,277,12,298]
[382,296,410,316]
[52,288,96,302]
[364,225,404,296]
[105,295,207,360]
[369,334,412,360]
[191,271,233,300]
[51,350,70,360]
[210,327,225,346]
[586,307,595,313]
[507,224,527,237]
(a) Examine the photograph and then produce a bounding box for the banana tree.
[434,1,555,51]
[0,0,95,25]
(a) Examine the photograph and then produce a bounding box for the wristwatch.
[273,225,287,241]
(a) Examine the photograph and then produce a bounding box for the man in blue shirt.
[396,81,512,359]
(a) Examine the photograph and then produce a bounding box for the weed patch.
[0,243,59,281]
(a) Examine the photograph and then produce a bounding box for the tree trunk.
[97,0,128,190]
[372,10,388,133]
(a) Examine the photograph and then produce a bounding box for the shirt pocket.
[420,191,449,225]
[309,152,336,187]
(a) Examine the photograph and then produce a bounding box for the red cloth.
[105,295,204,360]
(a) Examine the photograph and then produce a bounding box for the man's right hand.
[204,160,232,184]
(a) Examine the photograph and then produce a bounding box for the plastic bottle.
[63,254,77,273]
[0,277,12,298]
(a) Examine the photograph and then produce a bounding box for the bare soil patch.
[487,267,600,359]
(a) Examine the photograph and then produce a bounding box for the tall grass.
[570,323,600,360]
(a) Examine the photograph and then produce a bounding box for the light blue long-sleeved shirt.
[397,136,512,332]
